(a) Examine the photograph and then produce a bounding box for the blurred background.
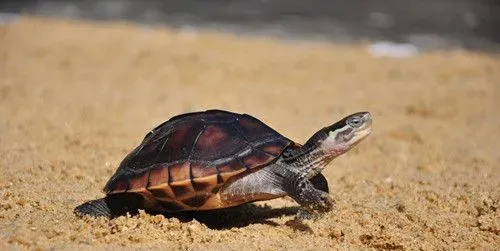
[1,0,500,51]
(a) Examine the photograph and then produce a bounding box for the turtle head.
[299,112,372,161]
[288,112,372,178]
[283,112,372,177]
[320,112,372,155]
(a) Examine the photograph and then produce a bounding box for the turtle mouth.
[354,127,371,142]
[364,112,373,127]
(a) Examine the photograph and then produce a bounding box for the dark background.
[1,0,499,51]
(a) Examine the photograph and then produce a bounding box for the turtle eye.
[347,116,363,128]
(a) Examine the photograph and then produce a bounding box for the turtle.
[75,109,372,220]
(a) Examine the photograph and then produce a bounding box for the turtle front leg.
[283,172,335,220]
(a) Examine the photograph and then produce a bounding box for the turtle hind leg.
[75,198,113,218]
[74,193,144,218]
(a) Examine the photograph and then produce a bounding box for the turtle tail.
[74,194,144,218]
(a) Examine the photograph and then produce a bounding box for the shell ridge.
[188,161,195,191]
[186,122,207,193]
[132,143,147,159]
[236,155,250,170]
[253,145,281,158]
[230,118,249,141]
[156,134,171,160]
[187,124,207,161]
[228,119,258,169]
[145,167,153,188]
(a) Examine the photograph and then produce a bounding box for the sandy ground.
[0,17,499,250]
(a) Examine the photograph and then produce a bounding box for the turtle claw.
[296,208,316,220]
[317,193,336,212]
[307,192,335,214]
[295,194,335,221]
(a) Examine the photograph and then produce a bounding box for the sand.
[0,17,499,250]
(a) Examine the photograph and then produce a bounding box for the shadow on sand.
[165,203,299,230]
[78,193,307,230]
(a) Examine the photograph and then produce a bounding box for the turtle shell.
[104,110,292,211]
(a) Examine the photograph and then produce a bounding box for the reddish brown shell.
[104,110,291,211]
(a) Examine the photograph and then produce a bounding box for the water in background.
[1,0,499,52]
